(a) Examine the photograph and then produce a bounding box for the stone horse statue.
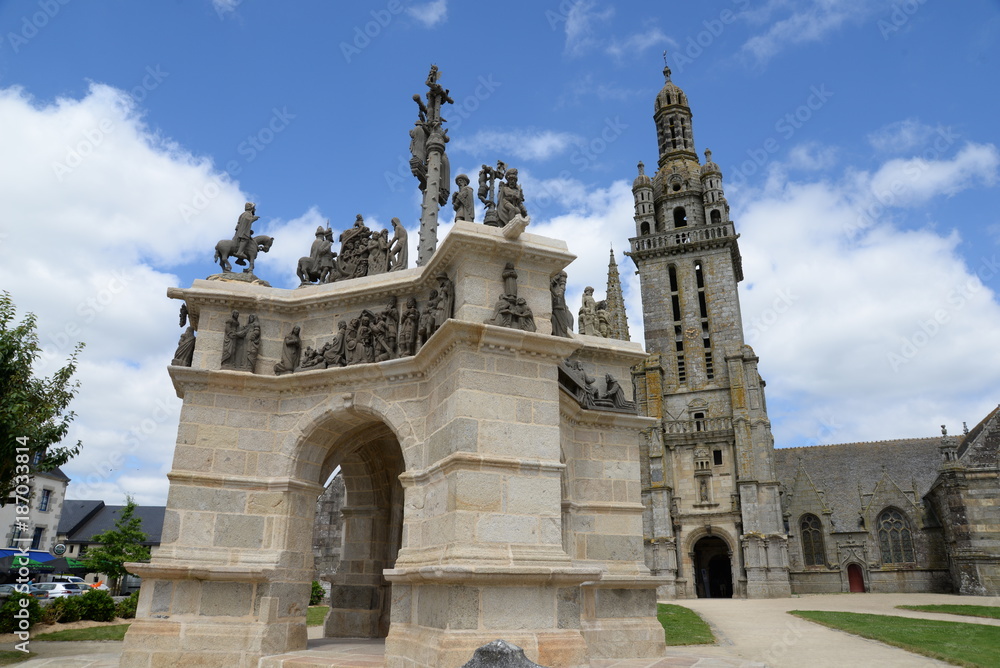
[214,235,273,274]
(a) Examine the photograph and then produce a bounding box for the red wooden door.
[847,564,865,592]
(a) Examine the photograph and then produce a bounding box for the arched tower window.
[640,222,650,235]
[877,508,915,564]
[799,514,824,566]
[673,207,687,228]
[710,209,721,224]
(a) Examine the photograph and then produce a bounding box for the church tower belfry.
[627,63,790,600]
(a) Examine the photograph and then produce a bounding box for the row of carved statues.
[171,273,454,373]
[297,215,409,285]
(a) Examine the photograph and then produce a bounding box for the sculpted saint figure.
[346,318,363,366]
[502,262,518,297]
[496,169,527,226]
[172,326,196,367]
[596,300,611,338]
[452,174,475,222]
[221,310,240,366]
[398,297,419,357]
[550,271,573,338]
[434,273,454,330]
[324,320,348,368]
[389,218,408,271]
[241,315,261,372]
[578,287,598,336]
[382,296,399,356]
[514,298,536,332]
[233,202,259,266]
[300,346,324,369]
[417,290,438,348]
[274,326,301,375]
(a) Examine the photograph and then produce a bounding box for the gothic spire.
[605,246,630,341]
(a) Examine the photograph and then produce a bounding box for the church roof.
[774,437,942,530]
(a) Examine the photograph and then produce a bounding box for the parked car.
[89,581,110,591]
[32,582,87,598]
[28,586,49,599]
[0,584,17,600]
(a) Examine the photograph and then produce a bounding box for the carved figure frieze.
[485,262,535,332]
[297,215,410,286]
[171,326,196,367]
[558,360,638,414]
[578,286,598,336]
[221,311,261,373]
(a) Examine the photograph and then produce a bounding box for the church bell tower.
[627,62,791,599]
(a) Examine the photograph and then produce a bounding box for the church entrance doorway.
[847,563,865,593]
[693,536,733,598]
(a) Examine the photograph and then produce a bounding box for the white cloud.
[452,128,583,162]
[868,118,940,154]
[864,142,999,208]
[605,27,674,61]
[737,155,1000,446]
[0,84,254,506]
[564,0,615,57]
[740,0,888,66]
[407,0,447,28]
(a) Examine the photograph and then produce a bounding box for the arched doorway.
[847,563,866,593]
[693,536,733,598]
[311,419,405,639]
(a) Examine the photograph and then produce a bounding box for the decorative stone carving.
[435,272,454,329]
[417,290,438,349]
[558,360,637,414]
[550,271,573,338]
[171,326,196,367]
[578,286,598,336]
[398,297,419,357]
[477,161,527,227]
[178,304,188,328]
[214,234,273,275]
[221,311,261,373]
[233,202,259,265]
[297,226,336,285]
[596,300,610,337]
[273,325,301,375]
[452,174,475,222]
[389,217,408,271]
[413,64,454,266]
[485,263,535,331]
[497,167,528,227]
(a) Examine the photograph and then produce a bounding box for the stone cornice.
[559,393,658,430]
[384,565,604,587]
[400,451,565,486]
[125,562,272,583]
[166,470,324,495]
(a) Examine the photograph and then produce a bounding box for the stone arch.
[685,528,736,599]
[292,406,408,639]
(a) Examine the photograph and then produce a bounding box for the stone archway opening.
[693,536,733,598]
[310,419,405,639]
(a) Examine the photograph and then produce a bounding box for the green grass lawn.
[791,610,1000,667]
[307,605,328,627]
[32,624,131,642]
[0,650,34,665]
[897,605,1000,621]
[657,603,714,646]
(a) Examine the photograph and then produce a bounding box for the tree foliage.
[82,495,151,595]
[0,291,83,499]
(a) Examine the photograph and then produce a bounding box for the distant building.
[1,452,70,553]
[57,500,164,560]
[627,63,1000,598]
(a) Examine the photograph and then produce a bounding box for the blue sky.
[1,0,998,505]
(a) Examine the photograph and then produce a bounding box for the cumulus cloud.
[407,0,447,28]
[868,118,941,154]
[0,84,276,505]
[737,155,1000,446]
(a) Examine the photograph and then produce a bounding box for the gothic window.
[877,508,915,563]
[640,222,649,235]
[799,514,825,566]
[710,209,721,224]
[673,207,687,228]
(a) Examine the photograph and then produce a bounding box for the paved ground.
[11,592,999,666]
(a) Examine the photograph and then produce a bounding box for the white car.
[33,582,87,598]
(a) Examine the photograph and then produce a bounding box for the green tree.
[0,291,83,500]
[82,496,151,595]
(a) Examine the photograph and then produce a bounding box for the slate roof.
[58,501,165,546]
[774,437,942,531]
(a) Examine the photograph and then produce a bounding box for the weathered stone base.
[119,616,305,668]
[385,624,590,668]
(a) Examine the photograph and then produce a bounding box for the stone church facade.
[625,63,1000,599]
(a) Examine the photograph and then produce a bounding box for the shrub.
[310,581,325,606]
[0,592,42,633]
[44,596,83,624]
[115,591,139,619]
[78,589,117,622]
